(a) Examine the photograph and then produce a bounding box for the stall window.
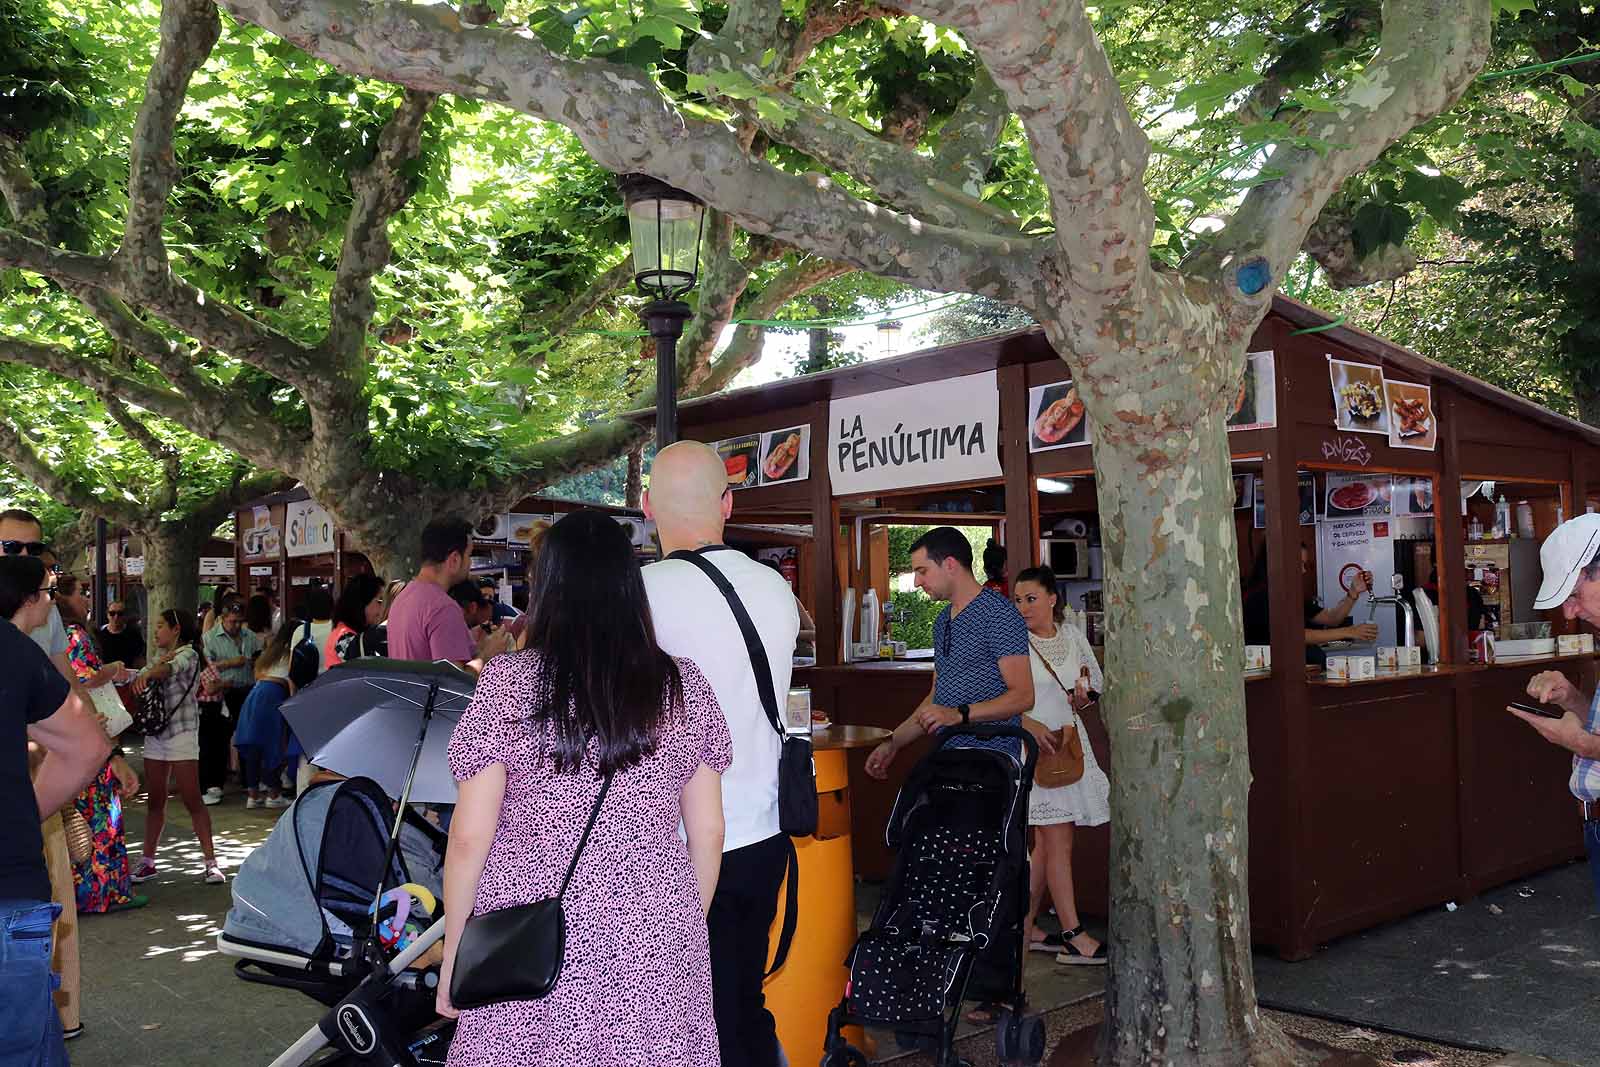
[1290,469,1440,665]
[1035,475,1103,648]
[1460,478,1572,647]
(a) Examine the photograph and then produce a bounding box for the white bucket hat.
[1533,513,1600,610]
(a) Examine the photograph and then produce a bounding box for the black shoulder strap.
[765,837,800,977]
[667,548,784,740]
[557,771,614,900]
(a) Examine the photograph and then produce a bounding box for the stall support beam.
[93,518,108,628]
[1437,390,1469,665]
[1262,316,1314,958]
[998,364,1035,585]
[809,401,839,667]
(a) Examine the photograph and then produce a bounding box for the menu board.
[1325,472,1391,518]
[285,499,335,558]
[709,424,811,491]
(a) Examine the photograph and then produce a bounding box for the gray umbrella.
[279,658,476,805]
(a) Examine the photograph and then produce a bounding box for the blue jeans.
[0,899,67,1066]
[1586,821,1600,911]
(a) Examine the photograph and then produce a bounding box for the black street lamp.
[619,173,706,448]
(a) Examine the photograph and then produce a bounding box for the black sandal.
[1055,925,1108,966]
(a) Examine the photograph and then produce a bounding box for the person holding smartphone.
[1507,514,1600,907]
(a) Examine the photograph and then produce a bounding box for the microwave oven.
[1040,536,1090,580]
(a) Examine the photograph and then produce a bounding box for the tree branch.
[931,67,1010,198]
[0,406,151,529]
[325,88,438,360]
[1301,208,1418,288]
[546,255,635,340]
[693,257,854,395]
[118,0,222,275]
[0,335,298,472]
[896,0,1154,306]
[103,397,182,513]
[0,135,48,235]
[1190,0,1492,319]
[215,0,1050,303]
[676,211,748,387]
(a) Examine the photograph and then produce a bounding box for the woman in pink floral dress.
[439,510,730,1066]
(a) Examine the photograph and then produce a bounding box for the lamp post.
[876,319,903,357]
[619,174,706,448]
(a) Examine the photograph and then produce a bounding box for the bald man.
[641,441,799,1067]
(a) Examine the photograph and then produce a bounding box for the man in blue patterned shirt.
[1509,514,1600,906]
[865,527,1040,779]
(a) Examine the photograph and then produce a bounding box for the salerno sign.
[827,371,1001,496]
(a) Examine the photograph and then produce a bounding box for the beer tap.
[1368,573,1416,649]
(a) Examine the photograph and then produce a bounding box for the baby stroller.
[218,776,454,1066]
[822,723,1045,1067]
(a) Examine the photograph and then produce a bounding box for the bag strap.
[557,771,615,901]
[1028,639,1073,698]
[765,837,800,978]
[667,547,784,740]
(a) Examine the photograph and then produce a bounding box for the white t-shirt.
[643,550,799,852]
[308,620,334,674]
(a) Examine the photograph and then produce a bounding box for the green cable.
[569,293,985,338]
[1478,48,1600,82]
[1289,316,1346,336]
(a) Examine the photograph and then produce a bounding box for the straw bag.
[62,806,94,866]
[1030,641,1086,789]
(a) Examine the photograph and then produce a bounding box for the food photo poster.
[1233,473,1254,510]
[1325,471,1392,517]
[1328,358,1390,436]
[1384,380,1436,451]
[1028,381,1091,452]
[1298,475,1317,526]
[1227,351,1278,432]
[757,425,810,487]
[715,435,762,490]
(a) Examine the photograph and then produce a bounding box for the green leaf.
[1491,0,1536,16]
[1350,201,1414,258]
[631,15,682,48]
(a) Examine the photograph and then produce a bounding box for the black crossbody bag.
[669,547,814,975]
[448,771,614,1009]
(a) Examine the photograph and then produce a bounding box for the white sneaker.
[204,865,226,885]
[202,787,223,806]
[245,796,261,810]
[264,795,291,809]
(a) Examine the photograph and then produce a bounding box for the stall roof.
[631,295,1599,448]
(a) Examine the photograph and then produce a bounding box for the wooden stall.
[659,294,1600,961]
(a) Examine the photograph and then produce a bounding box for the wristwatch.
[958,703,971,724]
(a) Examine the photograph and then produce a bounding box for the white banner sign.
[828,371,1001,496]
[285,499,336,558]
[199,557,236,578]
[123,557,145,577]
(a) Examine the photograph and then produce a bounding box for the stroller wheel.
[994,1009,1047,1065]
[820,1046,869,1067]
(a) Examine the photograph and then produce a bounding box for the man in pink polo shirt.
[386,518,509,673]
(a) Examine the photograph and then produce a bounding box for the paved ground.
[67,766,1594,1066]
[1253,860,1600,1067]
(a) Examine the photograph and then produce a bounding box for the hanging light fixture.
[619,174,706,448]
[876,319,903,357]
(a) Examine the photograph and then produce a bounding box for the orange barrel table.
[764,724,890,1067]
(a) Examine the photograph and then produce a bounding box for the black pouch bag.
[448,772,613,1009]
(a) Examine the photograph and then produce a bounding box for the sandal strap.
[1061,924,1084,939]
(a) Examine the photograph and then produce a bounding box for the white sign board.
[249,565,273,577]
[285,500,336,558]
[1317,517,1396,649]
[123,557,145,577]
[199,557,236,578]
[828,371,1001,496]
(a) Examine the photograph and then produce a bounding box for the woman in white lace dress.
[1013,567,1110,965]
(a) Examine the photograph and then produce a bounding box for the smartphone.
[1508,701,1565,720]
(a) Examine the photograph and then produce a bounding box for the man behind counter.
[1242,546,1378,666]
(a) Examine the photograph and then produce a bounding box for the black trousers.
[199,688,247,791]
[708,832,790,1067]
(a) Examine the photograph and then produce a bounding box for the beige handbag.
[62,806,94,866]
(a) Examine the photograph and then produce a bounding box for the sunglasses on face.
[1,540,46,556]
[108,610,124,616]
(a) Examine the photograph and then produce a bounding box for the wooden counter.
[803,649,1593,959]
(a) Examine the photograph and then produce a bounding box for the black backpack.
[288,620,321,690]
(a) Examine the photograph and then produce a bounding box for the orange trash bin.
[764,725,889,1067]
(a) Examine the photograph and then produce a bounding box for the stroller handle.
[933,722,1040,779]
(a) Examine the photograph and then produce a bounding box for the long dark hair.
[1013,566,1064,623]
[245,593,274,634]
[335,573,384,632]
[522,510,682,775]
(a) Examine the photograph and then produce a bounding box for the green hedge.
[890,589,943,650]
